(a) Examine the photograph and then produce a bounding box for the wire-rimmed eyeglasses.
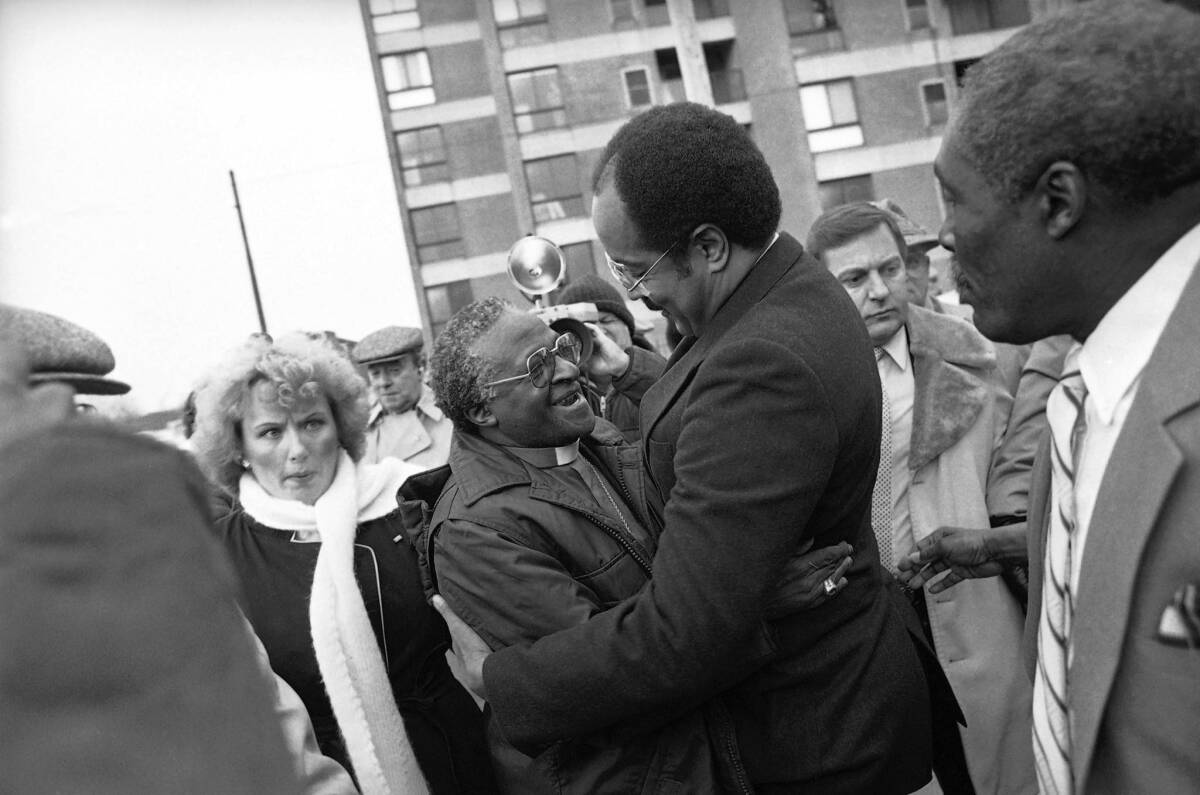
[482,333,583,391]
[605,236,685,294]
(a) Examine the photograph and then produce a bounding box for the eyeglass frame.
[481,332,583,391]
[605,234,687,294]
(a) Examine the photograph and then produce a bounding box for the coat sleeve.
[484,337,841,751]
[432,517,613,653]
[611,346,667,404]
[986,335,1072,518]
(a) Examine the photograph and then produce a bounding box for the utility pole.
[229,170,268,335]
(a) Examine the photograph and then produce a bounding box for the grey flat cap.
[0,304,130,395]
[871,198,939,253]
[353,325,424,365]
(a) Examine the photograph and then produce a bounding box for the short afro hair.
[806,201,907,264]
[191,332,370,492]
[429,297,512,432]
[953,0,1200,207]
[591,102,781,251]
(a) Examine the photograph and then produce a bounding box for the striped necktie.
[872,348,894,573]
[1033,345,1087,795]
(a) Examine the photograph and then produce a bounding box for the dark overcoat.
[484,232,934,793]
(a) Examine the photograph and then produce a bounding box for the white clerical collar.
[502,440,581,468]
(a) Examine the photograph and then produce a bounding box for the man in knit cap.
[353,325,452,468]
[554,275,665,442]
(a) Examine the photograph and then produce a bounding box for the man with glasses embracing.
[414,296,853,792]
[431,103,935,793]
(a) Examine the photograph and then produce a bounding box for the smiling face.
[822,223,911,346]
[593,187,707,338]
[240,380,340,505]
[367,353,423,414]
[472,311,595,448]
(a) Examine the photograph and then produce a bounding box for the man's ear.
[465,402,497,428]
[692,224,731,273]
[1036,161,1086,240]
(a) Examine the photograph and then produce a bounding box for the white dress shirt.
[877,325,915,571]
[1070,220,1200,594]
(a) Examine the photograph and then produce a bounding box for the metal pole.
[229,170,268,335]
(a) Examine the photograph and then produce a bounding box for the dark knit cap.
[556,275,635,336]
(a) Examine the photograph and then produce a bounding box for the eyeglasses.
[605,237,684,294]
[482,333,583,391]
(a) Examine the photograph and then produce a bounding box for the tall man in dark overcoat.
[436,102,933,793]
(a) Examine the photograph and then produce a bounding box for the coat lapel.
[638,233,801,447]
[1068,259,1200,789]
[906,305,996,473]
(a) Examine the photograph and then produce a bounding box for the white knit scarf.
[240,451,430,795]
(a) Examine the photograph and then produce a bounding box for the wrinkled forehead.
[473,311,556,368]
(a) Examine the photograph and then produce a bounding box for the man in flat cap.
[353,325,452,468]
[0,303,131,400]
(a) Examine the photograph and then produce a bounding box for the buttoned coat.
[903,305,1036,794]
[483,233,933,793]
[1023,258,1200,794]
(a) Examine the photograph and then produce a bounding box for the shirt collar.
[368,385,444,425]
[877,325,910,372]
[1079,220,1200,424]
[501,440,580,469]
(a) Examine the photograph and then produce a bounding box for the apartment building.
[361,0,1071,335]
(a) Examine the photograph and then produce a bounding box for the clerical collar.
[502,440,580,468]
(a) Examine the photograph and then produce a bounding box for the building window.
[610,0,635,23]
[905,0,931,30]
[507,67,567,134]
[410,203,464,264]
[562,242,598,284]
[368,0,419,34]
[921,80,948,126]
[494,0,549,48]
[800,80,863,153]
[426,280,474,338]
[784,0,838,35]
[622,68,652,109]
[525,155,585,224]
[396,126,448,187]
[381,51,434,110]
[818,174,874,211]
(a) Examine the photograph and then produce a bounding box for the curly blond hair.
[191,332,370,492]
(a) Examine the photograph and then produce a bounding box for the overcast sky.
[0,0,422,412]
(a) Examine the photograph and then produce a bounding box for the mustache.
[639,296,664,312]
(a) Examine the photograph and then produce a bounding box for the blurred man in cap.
[353,325,452,468]
[0,303,130,402]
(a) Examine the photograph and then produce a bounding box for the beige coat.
[905,306,1037,795]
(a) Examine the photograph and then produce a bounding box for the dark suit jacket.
[484,233,932,793]
[1024,256,1200,793]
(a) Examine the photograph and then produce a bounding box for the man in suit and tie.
[809,202,1034,795]
[905,2,1200,791]
[432,101,935,793]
